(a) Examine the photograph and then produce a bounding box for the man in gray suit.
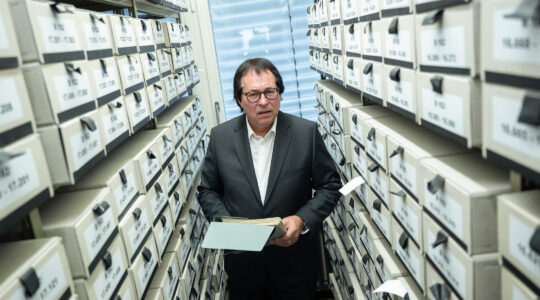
[197,58,342,299]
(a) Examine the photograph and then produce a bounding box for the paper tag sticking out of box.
[374,279,407,297]
[339,176,366,195]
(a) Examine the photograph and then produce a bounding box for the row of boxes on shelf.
[307,0,540,90]
[1,0,193,66]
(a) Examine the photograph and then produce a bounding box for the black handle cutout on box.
[352,114,358,125]
[360,224,367,235]
[133,208,142,220]
[427,174,445,194]
[180,228,185,236]
[64,62,81,74]
[430,283,451,300]
[147,52,156,61]
[399,231,409,249]
[333,55,339,64]
[141,19,147,32]
[167,266,173,279]
[155,20,161,31]
[504,0,540,24]
[160,214,167,226]
[162,135,171,143]
[390,67,401,82]
[80,117,97,132]
[431,75,444,94]
[20,267,40,297]
[388,17,399,34]
[518,93,540,126]
[432,231,448,248]
[362,254,370,264]
[354,145,360,155]
[99,58,108,74]
[363,63,373,75]
[530,225,540,253]
[376,254,384,265]
[146,150,156,159]
[390,190,406,198]
[389,146,404,158]
[367,127,375,141]
[134,92,143,103]
[348,223,356,232]
[335,102,340,111]
[142,247,152,261]
[347,59,354,70]
[155,182,163,194]
[0,151,24,163]
[119,169,128,185]
[168,164,174,172]
[93,201,110,215]
[90,13,105,24]
[364,21,372,33]
[306,29,311,36]
[174,191,180,201]
[108,102,122,109]
[403,293,410,300]
[368,163,379,172]
[50,2,74,14]
[373,199,382,212]
[422,9,443,25]
[115,295,122,300]
[102,251,112,269]
[349,23,355,34]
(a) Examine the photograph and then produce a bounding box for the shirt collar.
[246,115,277,139]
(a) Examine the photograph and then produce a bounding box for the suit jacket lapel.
[264,112,292,204]
[231,116,262,205]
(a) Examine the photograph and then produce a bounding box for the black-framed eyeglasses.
[242,88,280,103]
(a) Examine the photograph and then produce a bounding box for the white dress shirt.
[246,116,277,205]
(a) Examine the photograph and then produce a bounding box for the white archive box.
[163,22,181,48]
[184,67,194,90]
[23,60,96,125]
[353,168,372,212]
[327,82,363,131]
[140,52,162,86]
[107,14,138,56]
[367,156,390,209]
[162,75,179,107]
[344,22,362,58]
[362,20,384,62]
[319,0,330,26]
[382,15,416,70]
[332,54,346,85]
[372,239,408,282]
[321,26,332,52]
[341,0,361,24]
[416,71,481,148]
[382,65,417,121]
[116,272,138,300]
[0,1,21,69]
[360,60,384,105]
[171,47,184,74]
[423,212,500,300]
[369,179,392,243]
[168,187,186,227]
[152,20,166,50]
[482,83,540,182]
[124,90,151,134]
[501,266,540,300]
[157,49,173,78]
[73,236,129,300]
[359,0,381,21]
[130,233,160,299]
[0,237,73,300]
[0,134,53,230]
[40,188,119,279]
[61,141,141,220]
[381,0,413,17]
[331,25,345,55]
[134,19,156,53]
[9,0,85,64]
[389,178,422,247]
[497,190,540,289]
[179,261,197,300]
[39,110,105,186]
[420,152,511,255]
[118,194,153,265]
[391,217,424,291]
[363,115,422,172]
[358,211,384,261]
[95,97,131,154]
[132,129,175,169]
[146,83,167,119]
[164,156,181,198]
[116,54,145,96]
[346,105,396,148]
[76,11,114,60]
[0,68,36,147]
[386,126,467,200]
[176,140,190,171]
[150,252,180,300]
[425,260,461,300]
[174,72,186,100]
[166,225,192,274]
[481,0,540,90]
[345,57,362,93]
[313,28,321,50]
[87,57,122,107]
[153,205,175,260]
[192,65,200,86]
[329,0,343,24]
[147,175,170,226]
[415,4,478,76]
[146,288,165,300]
[155,100,186,150]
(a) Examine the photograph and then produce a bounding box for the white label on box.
[344,1,359,19]
[0,149,40,210]
[84,207,116,262]
[83,21,110,51]
[122,61,143,88]
[142,155,159,184]
[166,166,179,193]
[392,194,420,242]
[420,26,466,67]
[9,252,68,300]
[150,190,167,220]
[166,79,177,101]
[354,151,367,180]
[372,209,390,241]
[361,229,376,259]
[394,231,422,285]
[0,14,9,50]
[423,178,464,239]
[346,67,360,88]
[159,52,171,72]
[0,77,24,127]
[363,31,382,57]
[391,154,417,194]
[385,31,413,62]
[158,215,173,252]
[93,247,125,300]
[114,24,136,48]
[346,29,361,52]
[179,238,190,269]
[330,1,341,19]
[38,17,81,52]
[148,87,164,112]
[382,0,411,10]
[101,107,128,144]
[127,210,151,252]
[367,138,386,167]
[144,59,160,79]
[421,88,464,136]
[427,230,467,297]
[512,285,528,300]
[70,127,102,170]
[374,257,391,282]
[160,139,174,164]
[387,78,414,113]
[54,73,93,112]
[137,25,153,46]
[361,0,379,16]
[492,95,540,159]
[136,247,157,291]
[356,183,370,209]
[492,9,540,64]
[113,172,137,215]
[128,100,149,126]
[173,51,183,69]
[154,26,165,43]
[509,214,540,279]
[176,75,186,93]
[171,196,183,222]
[351,121,363,145]
[164,266,179,300]
[370,171,389,205]
[363,72,382,99]
[93,68,120,99]
[173,121,183,143]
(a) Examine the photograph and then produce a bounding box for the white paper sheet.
[339,176,366,195]
[374,279,408,297]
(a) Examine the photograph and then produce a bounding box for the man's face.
[239,69,281,136]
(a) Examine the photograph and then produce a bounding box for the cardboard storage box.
[140,52,161,86]
[482,83,540,182]
[318,0,330,26]
[415,3,478,76]
[327,83,363,131]
[164,156,181,197]
[372,239,408,282]
[342,0,360,24]
[331,25,344,55]
[155,99,186,150]
[116,54,145,96]
[0,1,20,69]
[146,174,170,226]
[332,54,345,85]
[151,20,166,50]
[162,75,179,107]
[360,60,384,104]
[124,90,151,134]
[38,110,105,186]
[0,68,36,147]
[115,272,138,300]
[389,179,422,247]
[134,19,155,53]
[157,49,172,78]
[501,266,539,300]
[150,252,180,300]
[77,11,114,60]
[107,15,138,56]
[329,0,342,25]
[23,60,96,125]
[362,20,384,62]
[382,15,416,69]
[423,212,500,300]
[344,22,362,59]
[168,187,186,227]
[359,0,381,21]
[166,225,192,274]
[367,156,390,208]
[163,21,181,48]
[73,236,129,300]
[87,57,122,107]
[420,152,510,255]
[175,71,188,96]
[425,259,461,300]
[129,234,160,299]
[153,205,175,259]
[382,65,417,121]
[392,216,424,290]
[0,237,73,300]
[321,26,331,52]
[497,190,540,289]
[146,83,167,119]
[171,47,184,74]
[345,57,362,93]
[118,195,153,264]
[40,188,119,278]
[95,97,131,154]
[345,105,395,148]
[9,0,84,63]
[358,211,384,261]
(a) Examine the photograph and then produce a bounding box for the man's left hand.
[271,215,304,247]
